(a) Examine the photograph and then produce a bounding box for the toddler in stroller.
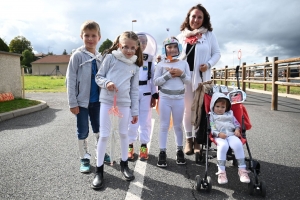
[209,92,250,184]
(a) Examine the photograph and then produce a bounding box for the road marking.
[125,119,155,200]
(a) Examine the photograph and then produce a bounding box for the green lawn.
[0,98,40,114]
[24,75,66,92]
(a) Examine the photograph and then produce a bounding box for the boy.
[66,20,109,173]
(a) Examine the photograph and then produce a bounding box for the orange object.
[0,93,14,102]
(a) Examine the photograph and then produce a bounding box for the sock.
[129,144,133,148]
[141,143,147,148]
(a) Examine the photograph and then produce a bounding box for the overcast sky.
[1,0,299,68]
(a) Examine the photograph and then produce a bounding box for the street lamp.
[233,51,235,67]
[132,20,137,31]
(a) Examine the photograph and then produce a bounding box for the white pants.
[215,136,246,170]
[183,79,194,138]
[128,90,152,144]
[96,103,130,167]
[159,96,184,150]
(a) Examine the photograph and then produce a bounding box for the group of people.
[66,3,250,190]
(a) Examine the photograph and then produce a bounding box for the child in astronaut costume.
[128,32,158,161]
[154,36,191,167]
[210,92,250,184]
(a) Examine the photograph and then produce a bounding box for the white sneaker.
[216,170,228,184]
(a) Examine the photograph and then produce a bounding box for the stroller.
[194,66,266,197]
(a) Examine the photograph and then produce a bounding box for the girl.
[92,31,143,189]
[154,37,191,167]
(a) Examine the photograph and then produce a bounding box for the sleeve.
[66,53,80,108]
[207,32,221,68]
[210,114,220,137]
[95,54,112,89]
[153,64,172,86]
[130,66,140,116]
[179,61,191,84]
[150,61,158,97]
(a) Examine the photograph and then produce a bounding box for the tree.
[21,49,34,67]
[9,36,33,54]
[0,38,9,52]
[99,39,112,53]
[62,49,68,55]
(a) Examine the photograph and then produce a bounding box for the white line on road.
[125,119,155,200]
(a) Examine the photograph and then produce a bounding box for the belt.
[139,80,148,85]
[160,88,185,95]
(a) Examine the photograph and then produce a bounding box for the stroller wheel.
[204,176,212,193]
[195,175,202,191]
[248,179,254,195]
[260,181,266,197]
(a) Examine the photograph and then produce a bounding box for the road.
[1,92,299,200]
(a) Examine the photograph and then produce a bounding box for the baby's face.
[214,101,226,115]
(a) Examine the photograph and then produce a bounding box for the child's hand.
[70,106,79,115]
[218,132,227,139]
[150,98,156,107]
[169,68,183,77]
[131,116,138,124]
[106,82,118,92]
[234,129,241,137]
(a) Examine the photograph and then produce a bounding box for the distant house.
[31,55,70,76]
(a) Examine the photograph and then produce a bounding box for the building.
[31,55,70,76]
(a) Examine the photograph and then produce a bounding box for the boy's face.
[81,29,101,54]
[214,101,226,115]
[138,35,147,52]
[165,43,179,57]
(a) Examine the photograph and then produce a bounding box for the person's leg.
[138,93,152,160]
[118,106,134,181]
[157,97,171,167]
[76,106,90,173]
[183,81,194,154]
[228,136,250,183]
[215,138,229,184]
[172,98,186,165]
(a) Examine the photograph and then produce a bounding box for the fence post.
[22,67,25,99]
[271,57,278,110]
[242,62,246,92]
[213,68,216,84]
[263,67,267,91]
[224,66,228,86]
[286,64,290,94]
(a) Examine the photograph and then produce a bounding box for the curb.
[0,100,48,122]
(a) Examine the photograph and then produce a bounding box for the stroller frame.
[194,66,266,197]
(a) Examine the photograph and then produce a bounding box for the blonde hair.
[80,20,101,37]
[104,31,143,67]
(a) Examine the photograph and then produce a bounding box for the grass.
[0,98,41,114]
[24,75,66,92]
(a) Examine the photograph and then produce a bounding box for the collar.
[112,48,137,65]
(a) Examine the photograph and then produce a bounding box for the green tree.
[21,49,34,67]
[0,38,9,52]
[99,39,112,53]
[9,36,33,54]
[62,49,67,55]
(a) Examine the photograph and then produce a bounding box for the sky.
[1,0,299,68]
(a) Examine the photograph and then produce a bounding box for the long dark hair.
[180,4,213,31]
[103,31,143,67]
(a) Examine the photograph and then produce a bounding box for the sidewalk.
[0,100,48,122]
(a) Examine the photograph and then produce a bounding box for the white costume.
[128,32,158,145]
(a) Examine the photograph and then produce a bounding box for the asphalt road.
[1,92,299,200]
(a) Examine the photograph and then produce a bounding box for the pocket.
[143,92,151,96]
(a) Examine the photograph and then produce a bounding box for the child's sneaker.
[128,146,134,160]
[176,150,186,165]
[238,169,251,183]
[215,170,228,184]
[80,158,91,173]
[157,151,167,168]
[104,153,111,163]
[139,146,149,161]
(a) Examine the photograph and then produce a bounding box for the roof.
[0,51,22,57]
[31,55,71,64]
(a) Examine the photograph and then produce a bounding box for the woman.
[177,4,221,155]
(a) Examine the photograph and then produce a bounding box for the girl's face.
[189,9,204,30]
[138,35,147,52]
[119,38,138,59]
[165,43,179,57]
[81,29,101,54]
[214,101,226,115]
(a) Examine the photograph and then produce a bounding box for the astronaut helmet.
[162,36,182,62]
[136,32,157,62]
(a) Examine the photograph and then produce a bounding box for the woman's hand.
[131,116,138,124]
[169,68,183,77]
[218,132,227,139]
[199,64,208,72]
[106,82,118,92]
[70,106,79,115]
